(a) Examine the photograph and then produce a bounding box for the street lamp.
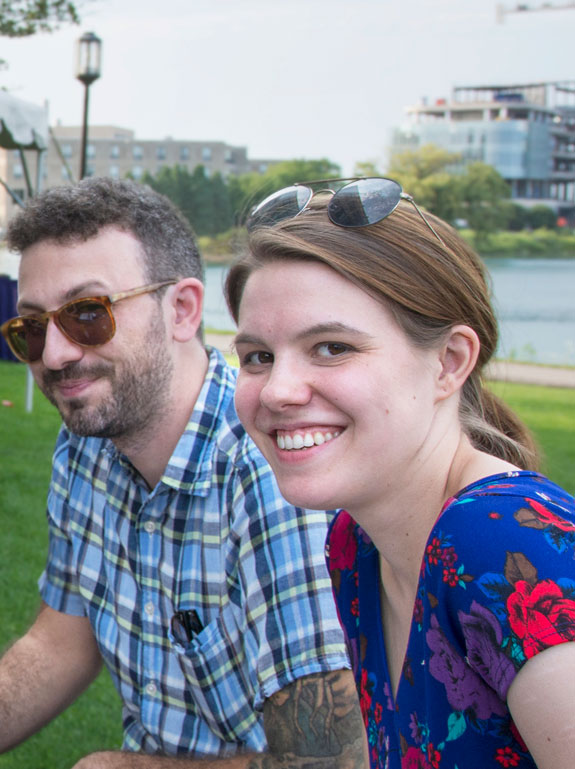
[76,31,102,180]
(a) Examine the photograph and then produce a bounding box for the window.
[180,146,190,161]
[110,145,120,159]
[132,166,143,179]
[202,147,212,162]
[12,163,23,179]
[109,165,120,178]
[156,146,166,160]
[133,146,143,160]
[61,144,73,158]
[87,144,96,158]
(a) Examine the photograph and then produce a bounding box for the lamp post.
[76,31,102,180]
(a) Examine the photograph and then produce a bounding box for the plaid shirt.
[39,348,348,757]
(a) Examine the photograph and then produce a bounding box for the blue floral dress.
[325,472,575,769]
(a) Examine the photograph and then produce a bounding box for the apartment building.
[0,124,281,231]
[392,81,575,219]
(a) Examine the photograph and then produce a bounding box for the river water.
[204,259,575,366]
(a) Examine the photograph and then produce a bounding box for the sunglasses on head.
[246,176,446,247]
[0,280,176,364]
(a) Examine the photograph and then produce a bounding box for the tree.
[458,162,510,244]
[386,145,463,224]
[498,201,528,232]
[388,144,461,183]
[0,1,81,38]
[142,165,235,237]
[526,204,557,230]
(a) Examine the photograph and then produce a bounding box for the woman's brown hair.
[225,201,539,470]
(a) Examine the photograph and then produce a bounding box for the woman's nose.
[259,359,313,410]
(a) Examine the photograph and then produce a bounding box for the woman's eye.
[316,342,352,358]
[241,350,273,367]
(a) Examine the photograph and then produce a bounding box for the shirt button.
[144,521,156,533]
[146,682,157,695]
[144,601,155,616]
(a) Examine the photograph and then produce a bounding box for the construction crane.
[496,2,575,22]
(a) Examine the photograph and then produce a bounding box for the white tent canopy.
[0,90,48,151]
[0,91,49,411]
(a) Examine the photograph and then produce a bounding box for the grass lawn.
[0,360,573,766]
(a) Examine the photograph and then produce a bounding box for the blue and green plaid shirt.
[39,348,348,757]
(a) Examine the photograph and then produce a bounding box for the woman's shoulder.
[442,471,574,522]
[427,471,575,594]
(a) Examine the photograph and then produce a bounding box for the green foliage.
[457,162,510,246]
[0,0,81,37]
[386,146,511,235]
[498,201,528,232]
[526,204,557,230]
[143,165,234,236]
[458,227,575,257]
[143,157,340,237]
[388,143,461,182]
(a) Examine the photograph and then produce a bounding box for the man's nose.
[39,319,85,370]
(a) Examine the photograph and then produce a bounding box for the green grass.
[0,361,573,765]
[488,380,575,495]
[0,362,122,768]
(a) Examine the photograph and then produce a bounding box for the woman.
[224,178,575,769]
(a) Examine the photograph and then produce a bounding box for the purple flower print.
[458,601,517,700]
[426,614,506,719]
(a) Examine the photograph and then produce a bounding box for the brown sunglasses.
[0,280,176,363]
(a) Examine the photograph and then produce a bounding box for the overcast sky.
[1,0,573,174]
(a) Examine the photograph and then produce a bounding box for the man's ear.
[167,279,204,342]
[435,325,480,401]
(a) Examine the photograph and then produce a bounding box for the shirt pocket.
[168,602,263,745]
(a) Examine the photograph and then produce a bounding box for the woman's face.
[234,259,445,515]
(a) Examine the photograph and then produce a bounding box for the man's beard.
[39,312,174,442]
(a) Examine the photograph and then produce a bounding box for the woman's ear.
[435,325,480,401]
[168,279,204,343]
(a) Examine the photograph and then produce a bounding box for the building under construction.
[392,81,575,222]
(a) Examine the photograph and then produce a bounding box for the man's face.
[17,226,174,442]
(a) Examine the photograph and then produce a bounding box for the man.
[0,178,365,768]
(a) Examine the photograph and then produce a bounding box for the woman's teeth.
[276,430,341,451]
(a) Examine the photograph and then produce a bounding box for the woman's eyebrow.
[234,322,374,347]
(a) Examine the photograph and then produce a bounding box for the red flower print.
[440,546,457,567]
[495,745,521,767]
[528,499,575,533]
[427,743,441,768]
[507,579,575,658]
[402,745,432,769]
[426,537,443,566]
[442,567,459,587]
[328,513,358,570]
[374,702,383,724]
[414,597,424,625]
[360,668,373,724]
[351,597,359,617]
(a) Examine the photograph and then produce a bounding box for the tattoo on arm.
[251,669,367,769]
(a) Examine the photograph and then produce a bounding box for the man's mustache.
[42,362,113,387]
